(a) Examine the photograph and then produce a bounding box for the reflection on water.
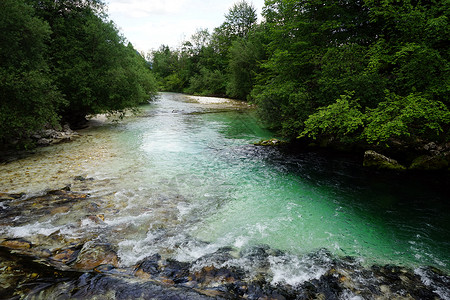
[0,93,449,291]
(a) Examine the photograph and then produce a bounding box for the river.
[0,93,449,299]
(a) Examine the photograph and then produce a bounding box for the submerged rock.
[254,138,287,146]
[50,246,81,265]
[73,242,119,271]
[0,238,32,250]
[363,150,406,170]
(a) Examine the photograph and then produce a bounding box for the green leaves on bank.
[301,92,450,145]
[0,0,157,145]
[0,0,63,142]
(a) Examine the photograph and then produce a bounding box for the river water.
[0,93,449,297]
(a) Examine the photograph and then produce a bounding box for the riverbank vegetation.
[149,0,449,164]
[0,0,157,148]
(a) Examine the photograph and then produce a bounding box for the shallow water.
[0,93,449,291]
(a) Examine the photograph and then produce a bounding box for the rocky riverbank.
[255,138,450,172]
[0,188,448,299]
[0,125,80,164]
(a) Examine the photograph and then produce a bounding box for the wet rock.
[254,138,287,147]
[33,126,79,147]
[85,202,102,212]
[74,175,94,181]
[36,138,52,146]
[371,265,439,299]
[134,254,191,285]
[85,214,105,224]
[135,254,161,279]
[240,245,272,270]
[194,246,236,268]
[50,206,70,215]
[73,243,119,271]
[409,154,449,170]
[0,192,24,200]
[415,266,450,299]
[195,288,227,297]
[50,246,81,265]
[159,259,191,284]
[363,150,406,170]
[191,265,245,288]
[311,274,342,300]
[0,238,32,250]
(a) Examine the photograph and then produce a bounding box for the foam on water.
[269,251,332,286]
[415,267,450,299]
[2,221,63,238]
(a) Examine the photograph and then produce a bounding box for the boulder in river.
[363,150,406,170]
[409,154,450,170]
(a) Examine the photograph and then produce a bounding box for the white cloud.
[108,0,187,17]
[106,0,266,52]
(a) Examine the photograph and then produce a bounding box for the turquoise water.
[1,93,448,283]
[108,93,448,272]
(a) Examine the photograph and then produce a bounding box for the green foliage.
[0,0,64,143]
[151,45,183,90]
[300,92,365,141]
[227,29,266,100]
[364,93,450,144]
[300,91,450,145]
[0,0,157,146]
[149,1,258,99]
[34,2,157,123]
[185,68,227,96]
[254,0,449,145]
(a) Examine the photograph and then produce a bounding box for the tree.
[222,0,257,39]
[0,0,64,144]
[212,0,257,55]
[227,25,267,100]
[150,45,186,92]
[30,0,157,126]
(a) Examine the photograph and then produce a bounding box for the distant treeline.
[149,0,449,147]
[0,0,157,147]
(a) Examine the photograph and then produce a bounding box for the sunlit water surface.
[0,93,448,286]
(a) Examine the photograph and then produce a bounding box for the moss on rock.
[363,150,406,170]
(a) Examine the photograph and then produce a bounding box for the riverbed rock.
[50,246,81,265]
[0,238,32,250]
[73,242,119,271]
[363,150,406,170]
[135,254,162,279]
[34,126,79,146]
[50,206,70,215]
[371,265,439,299]
[409,154,449,170]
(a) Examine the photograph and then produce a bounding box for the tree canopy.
[0,0,157,146]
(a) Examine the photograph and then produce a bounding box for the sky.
[106,0,266,54]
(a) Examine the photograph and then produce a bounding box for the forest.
[0,0,157,147]
[150,0,450,154]
[1,0,449,159]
